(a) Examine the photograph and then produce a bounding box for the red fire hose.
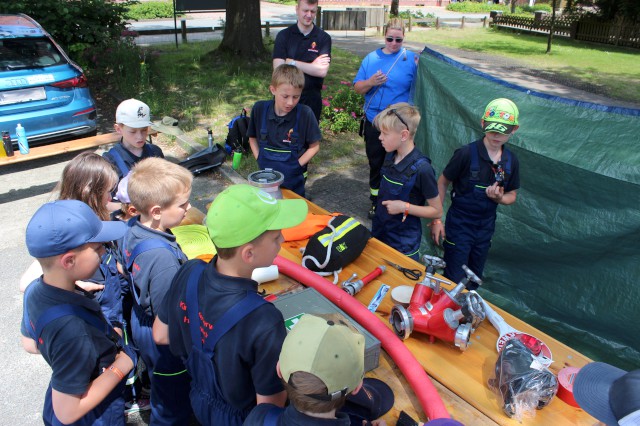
[274,255,450,420]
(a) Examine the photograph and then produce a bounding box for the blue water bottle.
[16,123,29,154]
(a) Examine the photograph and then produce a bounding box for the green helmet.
[482,98,519,135]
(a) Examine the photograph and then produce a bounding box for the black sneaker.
[368,203,376,219]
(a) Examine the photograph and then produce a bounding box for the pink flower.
[340,81,351,86]
[351,112,357,118]
[322,99,330,107]
[322,85,327,90]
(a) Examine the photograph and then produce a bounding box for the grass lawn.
[143,41,365,175]
[406,27,640,103]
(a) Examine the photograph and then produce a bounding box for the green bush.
[447,2,552,15]
[521,3,553,13]
[125,1,176,20]
[320,81,364,134]
[447,2,507,13]
[0,0,131,54]
[82,31,148,99]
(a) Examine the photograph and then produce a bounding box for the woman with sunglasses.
[354,17,418,219]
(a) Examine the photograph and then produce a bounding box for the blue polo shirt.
[443,138,520,196]
[354,48,417,122]
[157,258,286,412]
[273,24,332,94]
[21,279,119,396]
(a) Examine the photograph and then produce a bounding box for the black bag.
[302,215,371,279]
[225,108,250,153]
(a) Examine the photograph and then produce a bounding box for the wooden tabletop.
[273,190,596,425]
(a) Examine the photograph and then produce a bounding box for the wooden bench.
[0,131,158,167]
[0,132,121,167]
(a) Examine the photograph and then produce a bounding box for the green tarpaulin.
[415,47,640,370]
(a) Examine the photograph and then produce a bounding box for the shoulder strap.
[30,303,120,349]
[126,239,175,271]
[260,101,272,141]
[263,405,285,426]
[23,281,38,341]
[502,147,512,175]
[290,105,301,146]
[185,260,208,350]
[107,144,130,177]
[203,292,267,354]
[469,141,481,181]
[405,155,428,179]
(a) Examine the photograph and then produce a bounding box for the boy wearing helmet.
[430,99,521,288]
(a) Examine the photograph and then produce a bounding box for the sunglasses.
[388,108,409,130]
[385,36,404,43]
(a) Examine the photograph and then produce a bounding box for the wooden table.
[272,190,596,425]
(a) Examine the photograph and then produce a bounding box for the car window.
[0,38,64,70]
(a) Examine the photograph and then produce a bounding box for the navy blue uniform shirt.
[244,403,351,425]
[122,217,187,316]
[21,279,119,396]
[103,139,164,180]
[443,138,520,196]
[273,24,332,94]
[247,100,321,154]
[158,258,286,412]
[386,147,439,204]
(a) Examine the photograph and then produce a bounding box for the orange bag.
[282,213,339,241]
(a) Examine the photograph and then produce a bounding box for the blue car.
[0,14,97,148]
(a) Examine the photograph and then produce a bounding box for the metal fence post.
[265,21,270,38]
[461,16,465,29]
[181,19,187,43]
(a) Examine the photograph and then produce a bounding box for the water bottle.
[207,127,214,148]
[16,123,29,154]
[232,149,242,170]
[2,131,13,157]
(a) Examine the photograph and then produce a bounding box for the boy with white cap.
[20,200,132,425]
[430,98,521,288]
[103,98,164,181]
[153,184,308,425]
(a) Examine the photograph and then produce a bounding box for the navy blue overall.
[372,155,429,261]
[258,102,306,197]
[185,261,268,426]
[23,287,127,426]
[125,238,192,426]
[443,141,512,287]
[91,247,126,325]
[106,143,156,178]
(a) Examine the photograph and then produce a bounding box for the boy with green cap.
[153,184,308,426]
[430,98,521,289]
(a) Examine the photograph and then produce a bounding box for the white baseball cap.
[116,98,153,128]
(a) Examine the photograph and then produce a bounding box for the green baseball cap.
[482,98,519,135]
[280,314,365,401]
[206,184,307,248]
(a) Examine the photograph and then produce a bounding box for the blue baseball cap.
[26,200,127,258]
[574,362,640,426]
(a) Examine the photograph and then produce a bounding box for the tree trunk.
[218,0,266,58]
[390,0,399,17]
[511,0,517,15]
